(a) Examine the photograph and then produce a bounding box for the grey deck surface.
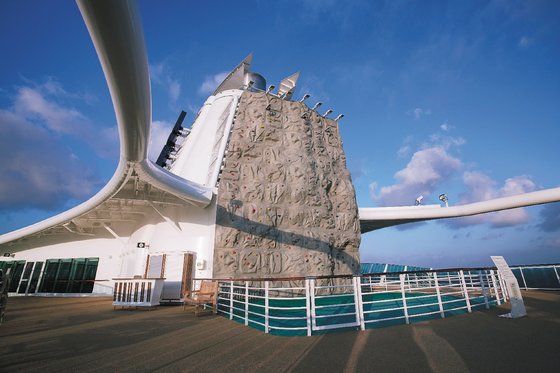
[0,291,559,372]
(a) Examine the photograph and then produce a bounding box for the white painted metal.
[489,270,501,306]
[305,279,312,336]
[491,256,527,318]
[264,281,270,333]
[170,90,243,187]
[479,272,490,309]
[354,276,366,331]
[459,270,472,313]
[399,274,410,324]
[112,278,164,308]
[433,272,445,318]
[245,282,249,326]
[213,270,501,335]
[310,279,317,331]
[360,187,560,231]
[518,267,528,290]
[229,281,234,320]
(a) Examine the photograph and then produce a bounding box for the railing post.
[497,271,509,302]
[459,270,472,313]
[554,266,560,287]
[305,278,312,336]
[353,276,365,330]
[229,280,234,320]
[490,270,501,306]
[367,274,373,292]
[518,267,528,290]
[264,280,269,334]
[399,274,409,324]
[479,272,489,309]
[403,266,409,291]
[433,272,445,318]
[382,264,388,290]
[244,281,249,326]
[310,278,317,331]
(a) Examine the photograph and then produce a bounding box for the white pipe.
[360,187,560,230]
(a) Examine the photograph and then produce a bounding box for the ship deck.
[1,291,559,372]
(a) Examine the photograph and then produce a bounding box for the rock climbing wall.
[214,91,360,278]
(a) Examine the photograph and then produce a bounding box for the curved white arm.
[0,0,213,245]
[360,187,560,232]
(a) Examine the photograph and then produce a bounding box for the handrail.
[192,266,500,282]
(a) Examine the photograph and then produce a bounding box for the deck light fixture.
[439,194,449,207]
[311,102,322,111]
[299,94,310,103]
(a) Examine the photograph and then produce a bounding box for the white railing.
[112,278,165,308]
[198,267,507,336]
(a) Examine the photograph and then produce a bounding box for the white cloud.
[168,80,181,104]
[370,145,462,206]
[427,133,465,148]
[519,36,532,48]
[397,145,410,158]
[14,86,84,133]
[11,83,118,158]
[0,109,98,210]
[150,62,182,109]
[411,107,431,120]
[370,131,538,230]
[198,71,229,96]
[0,79,118,211]
[397,136,413,158]
[445,172,537,228]
[148,120,174,162]
[440,121,453,131]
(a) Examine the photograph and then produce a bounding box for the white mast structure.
[1,0,559,297]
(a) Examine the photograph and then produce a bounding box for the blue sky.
[1,0,559,268]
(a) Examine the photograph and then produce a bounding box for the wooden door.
[181,253,194,298]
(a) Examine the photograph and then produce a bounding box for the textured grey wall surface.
[214,91,360,278]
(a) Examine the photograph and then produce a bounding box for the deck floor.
[1,291,559,372]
